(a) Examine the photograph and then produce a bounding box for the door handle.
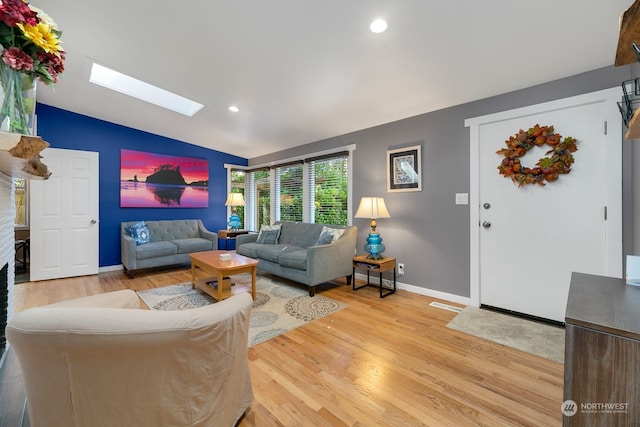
[90,219,97,225]
[482,221,491,229]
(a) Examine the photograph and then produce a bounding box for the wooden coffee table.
[190,251,259,301]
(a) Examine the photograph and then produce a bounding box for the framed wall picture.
[387,145,422,192]
[120,149,209,208]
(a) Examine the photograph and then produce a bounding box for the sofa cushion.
[172,238,213,254]
[278,250,307,271]
[277,222,324,248]
[255,244,303,263]
[146,220,201,242]
[256,224,281,244]
[135,241,177,260]
[236,242,259,258]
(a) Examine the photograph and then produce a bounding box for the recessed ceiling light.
[370,18,387,33]
[89,63,204,116]
[228,105,240,113]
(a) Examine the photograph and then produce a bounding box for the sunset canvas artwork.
[120,149,209,208]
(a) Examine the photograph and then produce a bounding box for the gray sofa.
[236,221,357,296]
[121,219,217,278]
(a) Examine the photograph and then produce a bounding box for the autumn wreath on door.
[496,124,578,187]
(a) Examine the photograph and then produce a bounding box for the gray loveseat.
[121,219,217,278]
[236,221,357,296]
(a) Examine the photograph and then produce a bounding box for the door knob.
[482,221,491,229]
[90,219,97,225]
[483,203,491,209]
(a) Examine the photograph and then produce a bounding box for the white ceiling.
[34,0,632,159]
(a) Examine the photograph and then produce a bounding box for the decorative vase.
[364,231,386,260]
[0,63,36,135]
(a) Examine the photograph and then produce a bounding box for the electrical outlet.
[398,263,405,275]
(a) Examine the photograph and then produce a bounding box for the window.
[229,169,245,230]
[307,154,348,225]
[14,178,27,228]
[243,168,270,231]
[231,148,352,230]
[274,162,303,222]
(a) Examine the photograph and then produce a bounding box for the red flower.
[0,0,39,27]
[36,50,64,82]
[2,46,33,71]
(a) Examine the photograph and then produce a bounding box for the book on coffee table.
[206,277,234,289]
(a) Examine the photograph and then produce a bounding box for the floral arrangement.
[496,124,578,187]
[0,0,65,85]
[0,0,64,134]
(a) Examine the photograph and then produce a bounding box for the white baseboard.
[353,272,472,306]
[99,264,124,273]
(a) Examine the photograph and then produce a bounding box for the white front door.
[466,88,622,322]
[30,148,99,281]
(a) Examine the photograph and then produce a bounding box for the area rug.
[446,306,565,363]
[136,274,346,347]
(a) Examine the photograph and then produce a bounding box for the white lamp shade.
[225,193,245,206]
[354,197,390,219]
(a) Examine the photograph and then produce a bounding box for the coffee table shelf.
[190,250,259,301]
[192,276,251,301]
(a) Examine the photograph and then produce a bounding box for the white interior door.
[30,148,99,281]
[466,88,622,322]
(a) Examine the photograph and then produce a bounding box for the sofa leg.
[125,269,134,279]
[308,286,315,297]
[346,275,352,287]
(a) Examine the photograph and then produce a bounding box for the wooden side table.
[352,255,396,298]
[218,229,250,250]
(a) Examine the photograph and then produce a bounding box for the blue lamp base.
[227,214,241,230]
[364,231,386,260]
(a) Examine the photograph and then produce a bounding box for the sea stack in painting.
[145,164,187,185]
[120,149,209,208]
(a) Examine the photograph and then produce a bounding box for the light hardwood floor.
[11,267,564,426]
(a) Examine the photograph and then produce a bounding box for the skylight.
[89,63,204,116]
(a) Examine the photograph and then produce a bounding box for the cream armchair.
[6,290,253,427]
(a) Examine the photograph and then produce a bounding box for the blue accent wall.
[35,104,248,268]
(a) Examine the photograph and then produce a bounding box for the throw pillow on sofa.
[126,221,150,246]
[256,224,281,244]
[315,226,345,245]
[125,221,145,235]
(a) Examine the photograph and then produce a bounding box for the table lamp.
[225,192,244,230]
[354,196,391,260]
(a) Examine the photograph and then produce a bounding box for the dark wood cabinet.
[564,272,640,426]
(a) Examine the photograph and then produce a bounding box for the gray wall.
[251,64,637,299]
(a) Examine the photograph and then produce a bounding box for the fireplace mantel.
[0,132,50,179]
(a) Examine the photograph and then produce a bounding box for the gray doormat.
[447,306,564,363]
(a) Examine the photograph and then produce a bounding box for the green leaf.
[538,158,553,168]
